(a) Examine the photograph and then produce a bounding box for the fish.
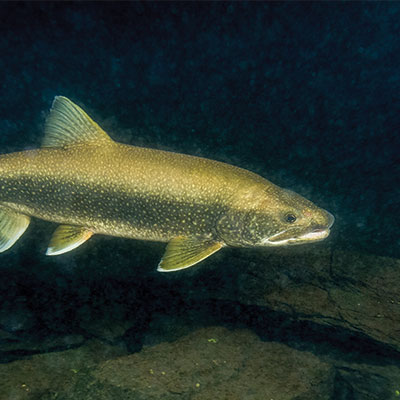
[0,96,334,272]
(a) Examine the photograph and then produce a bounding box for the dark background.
[0,2,399,351]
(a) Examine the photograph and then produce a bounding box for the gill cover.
[216,209,255,247]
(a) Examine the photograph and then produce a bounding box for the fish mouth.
[296,227,330,242]
[261,226,331,246]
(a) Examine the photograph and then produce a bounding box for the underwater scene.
[0,2,399,399]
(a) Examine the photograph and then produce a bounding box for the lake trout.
[0,96,334,271]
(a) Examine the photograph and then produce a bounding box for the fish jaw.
[261,227,331,246]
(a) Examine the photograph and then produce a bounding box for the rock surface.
[1,323,400,400]
[177,247,400,352]
[93,327,335,400]
[1,247,399,399]
[0,327,335,400]
[0,340,126,400]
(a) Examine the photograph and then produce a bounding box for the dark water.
[0,3,399,399]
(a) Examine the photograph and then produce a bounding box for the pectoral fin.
[0,207,30,252]
[46,225,93,256]
[157,237,224,272]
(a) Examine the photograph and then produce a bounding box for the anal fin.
[157,236,224,272]
[46,225,93,256]
[0,207,30,252]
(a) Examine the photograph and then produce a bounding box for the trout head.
[217,185,334,248]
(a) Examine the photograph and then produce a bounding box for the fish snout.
[325,211,335,229]
[306,211,334,240]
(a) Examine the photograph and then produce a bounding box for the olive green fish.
[0,96,334,271]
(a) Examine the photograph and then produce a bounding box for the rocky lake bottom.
[1,244,399,400]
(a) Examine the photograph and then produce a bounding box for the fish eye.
[285,213,297,223]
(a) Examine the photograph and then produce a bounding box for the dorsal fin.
[42,96,113,148]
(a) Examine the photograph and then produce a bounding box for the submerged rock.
[0,299,36,333]
[0,326,332,400]
[190,247,400,352]
[94,326,335,400]
[0,339,126,400]
[0,334,85,363]
[1,323,399,399]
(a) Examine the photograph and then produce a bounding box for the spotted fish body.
[0,97,334,271]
